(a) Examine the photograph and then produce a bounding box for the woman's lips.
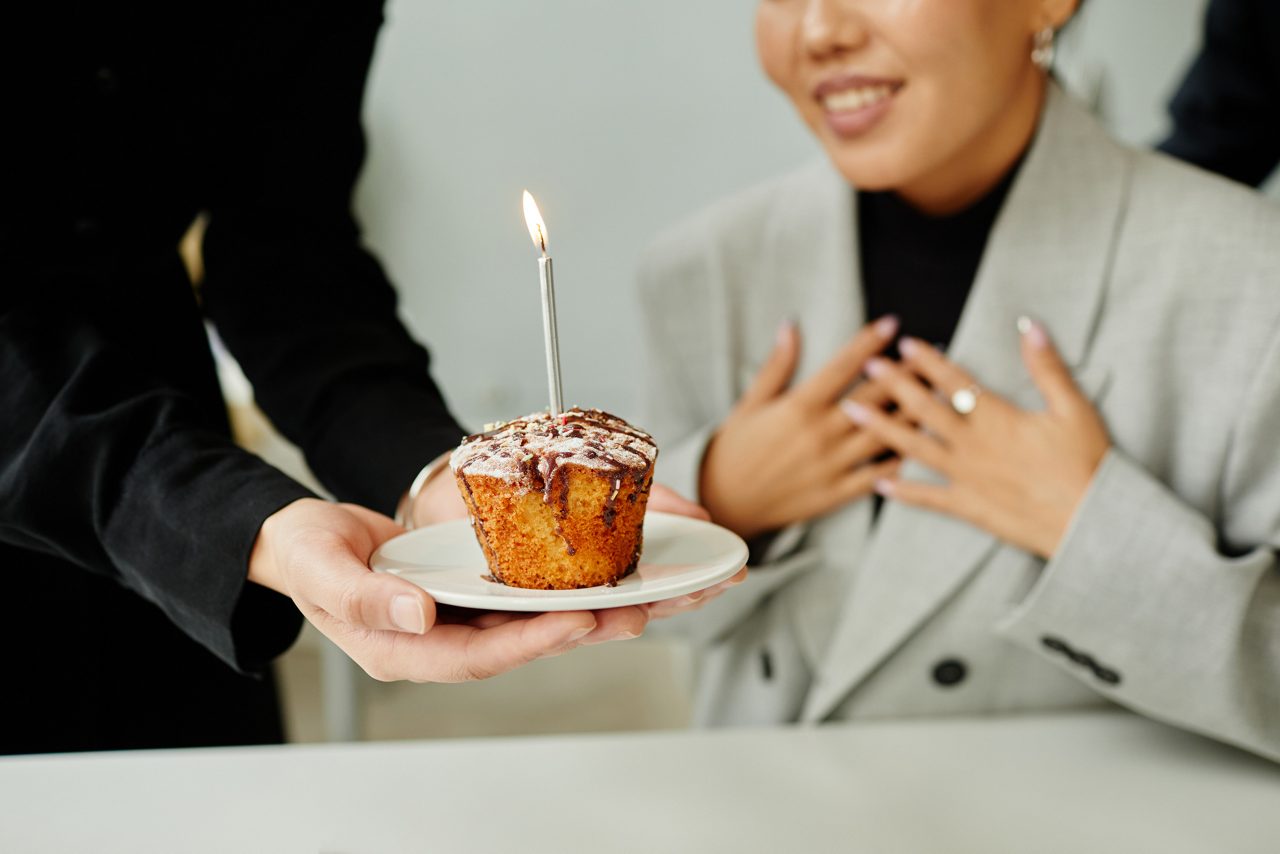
[813,75,904,139]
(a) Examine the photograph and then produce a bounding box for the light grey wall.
[356,1,817,427]
[1055,0,1209,144]
[355,0,1230,429]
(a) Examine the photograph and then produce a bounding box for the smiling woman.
[755,0,1071,213]
[636,0,1280,761]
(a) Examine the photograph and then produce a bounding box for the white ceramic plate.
[370,512,748,612]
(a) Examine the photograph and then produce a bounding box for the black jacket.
[1,1,465,753]
[1159,0,1280,186]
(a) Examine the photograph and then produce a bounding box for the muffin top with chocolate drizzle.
[449,407,657,485]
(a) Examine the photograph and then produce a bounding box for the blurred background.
[212,0,1273,743]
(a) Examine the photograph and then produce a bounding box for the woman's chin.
[824,152,914,193]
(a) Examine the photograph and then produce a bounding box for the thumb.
[1019,316,1083,416]
[291,529,439,636]
[737,319,801,411]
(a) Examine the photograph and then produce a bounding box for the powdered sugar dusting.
[450,407,657,483]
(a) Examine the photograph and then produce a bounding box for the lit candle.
[522,190,564,417]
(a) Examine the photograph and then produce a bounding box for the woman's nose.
[801,0,870,59]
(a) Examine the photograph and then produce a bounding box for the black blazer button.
[1093,666,1122,686]
[1067,650,1096,670]
[932,658,967,687]
[1040,636,1070,654]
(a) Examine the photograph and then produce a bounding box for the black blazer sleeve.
[1158,0,1280,186]
[0,291,313,674]
[201,1,467,517]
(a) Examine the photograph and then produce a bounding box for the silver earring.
[1031,26,1055,71]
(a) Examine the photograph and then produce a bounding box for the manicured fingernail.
[875,478,896,497]
[841,399,872,425]
[1018,316,1048,350]
[874,315,899,339]
[899,337,920,359]
[568,625,595,642]
[864,357,888,379]
[390,594,426,634]
[776,318,796,347]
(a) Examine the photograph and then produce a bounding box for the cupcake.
[449,407,658,590]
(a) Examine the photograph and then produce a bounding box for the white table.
[2,712,1276,853]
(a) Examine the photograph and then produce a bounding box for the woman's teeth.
[822,85,893,113]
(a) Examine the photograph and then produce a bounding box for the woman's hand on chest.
[699,315,904,540]
[843,318,1111,559]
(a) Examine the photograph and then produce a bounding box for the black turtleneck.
[858,162,1022,355]
[856,164,1022,521]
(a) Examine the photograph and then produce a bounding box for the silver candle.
[522,190,564,416]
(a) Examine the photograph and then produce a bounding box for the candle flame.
[522,190,548,255]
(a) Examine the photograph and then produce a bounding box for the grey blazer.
[637,85,1280,760]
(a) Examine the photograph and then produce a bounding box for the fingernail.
[875,478,896,497]
[841,399,871,425]
[864,357,888,379]
[776,318,795,347]
[613,630,640,641]
[1018,316,1048,350]
[568,625,595,642]
[390,594,426,634]
[874,315,899,339]
[898,337,919,359]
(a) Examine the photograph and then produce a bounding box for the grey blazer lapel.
[801,85,1132,722]
[761,165,886,663]
[747,160,866,390]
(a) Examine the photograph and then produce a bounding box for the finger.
[873,475,955,516]
[577,605,648,645]
[794,315,898,406]
[819,381,890,445]
[848,378,892,407]
[646,483,711,521]
[864,356,966,440]
[832,457,902,504]
[435,610,599,680]
[690,568,748,604]
[829,425,891,472]
[737,319,802,410]
[1017,316,1082,416]
[840,399,953,474]
[645,567,746,619]
[646,594,709,620]
[453,609,528,629]
[896,337,978,397]
[822,379,893,435]
[898,337,1015,423]
[372,610,597,682]
[291,536,439,636]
